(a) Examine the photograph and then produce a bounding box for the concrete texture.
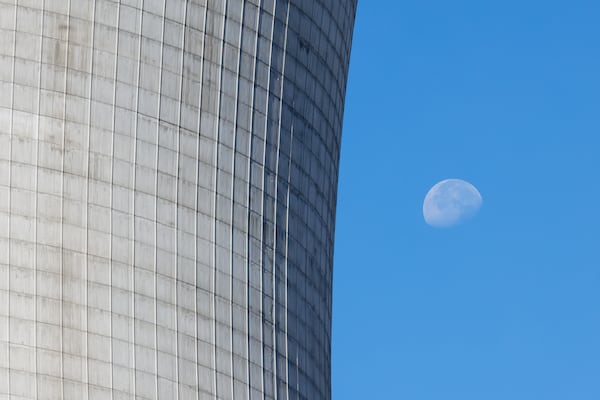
[0,0,357,398]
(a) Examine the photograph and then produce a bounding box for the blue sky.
[332,1,600,398]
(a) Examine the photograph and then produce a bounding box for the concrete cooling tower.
[0,0,357,398]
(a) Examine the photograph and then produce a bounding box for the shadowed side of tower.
[0,0,357,399]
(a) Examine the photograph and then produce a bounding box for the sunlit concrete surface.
[0,0,356,399]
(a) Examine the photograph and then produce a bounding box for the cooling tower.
[0,0,357,398]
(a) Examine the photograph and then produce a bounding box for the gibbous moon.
[423,179,482,228]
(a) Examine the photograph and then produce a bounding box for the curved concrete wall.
[0,0,356,399]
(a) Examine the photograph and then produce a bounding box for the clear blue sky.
[332,1,600,398]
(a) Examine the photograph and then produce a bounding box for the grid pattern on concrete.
[0,0,356,399]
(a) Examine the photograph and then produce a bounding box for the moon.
[423,179,482,228]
